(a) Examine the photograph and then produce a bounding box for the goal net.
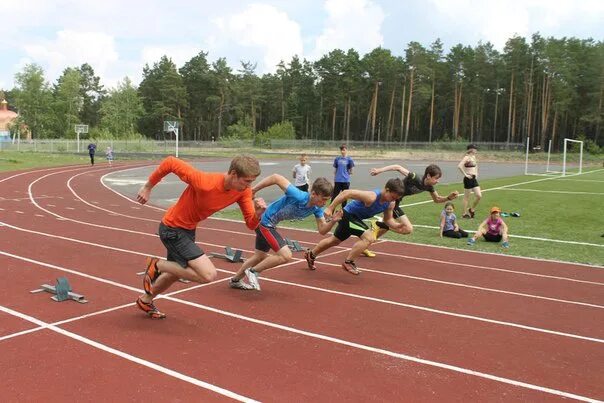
[524,137,583,176]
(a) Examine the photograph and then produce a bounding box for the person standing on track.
[292,153,312,192]
[458,144,482,218]
[87,141,97,166]
[368,164,459,248]
[304,178,405,275]
[136,155,267,319]
[229,174,341,291]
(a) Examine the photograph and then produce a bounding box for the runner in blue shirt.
[304,178,405,275]
[230,174,342,291]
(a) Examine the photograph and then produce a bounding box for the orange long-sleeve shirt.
[148,156,259,230]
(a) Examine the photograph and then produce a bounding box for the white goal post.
[524,137,583,176]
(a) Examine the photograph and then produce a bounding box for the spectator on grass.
[87,141,97,166]
[229,174,340,291]
[135,155,267,318]
[292,153,311,192]
[467,206,510,248]
[439,201,468,238]
[458,144,482,218]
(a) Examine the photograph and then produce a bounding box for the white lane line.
[0,250,600,402]
[0,305,258,403]
[1,245,602,344]
[500,188,604,196]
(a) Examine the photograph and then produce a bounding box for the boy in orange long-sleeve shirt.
[136,155,266,318]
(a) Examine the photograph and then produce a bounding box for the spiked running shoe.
[136,297,166,319]
[342,260,360,275]
[143,257,161,295]
[469,208,476,218]
[304,249,317,270]
[230,278,254,290]
[245,268,261,290]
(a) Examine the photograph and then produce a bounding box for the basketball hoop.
[75,124,89,153]
[163,121,180,157]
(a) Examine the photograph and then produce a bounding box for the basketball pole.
[175,128,179,158]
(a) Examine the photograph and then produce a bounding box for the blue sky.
[1,0,603,90]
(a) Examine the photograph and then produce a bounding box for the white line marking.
[0,305,258,402]
[0,250,600,402]
[500,188,604,196]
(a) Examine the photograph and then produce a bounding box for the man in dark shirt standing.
[369,163,459,244]
[87,142,97,166]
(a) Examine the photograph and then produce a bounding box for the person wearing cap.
[458,144,481,218]
[467,206,510,248]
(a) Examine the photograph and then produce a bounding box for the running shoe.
[362,249,376,257]
[143,257,161,295]
[136,297,166,319]
[462,213,471,219]
[342,260,360,275]
[304,249,317,270]
[245,268,261,290]
[502,241,510,248]
[469,208,475,218]
[229,278,254,290]
[467,238,476,246]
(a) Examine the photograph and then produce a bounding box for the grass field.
[2,150,602,266]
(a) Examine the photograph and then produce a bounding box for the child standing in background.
[106,146,114,166]
[292,153,312,192]
[439,202,468,238]
[468,206,510,248]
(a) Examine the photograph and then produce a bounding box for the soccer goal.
[524,137,583,176]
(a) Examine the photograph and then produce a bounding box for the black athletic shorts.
[255,225,288,252]
[463,175,479,189]
[158,222,204,268]
[483,232,502,242]
[295,184,309,192]
[333,211,369,241]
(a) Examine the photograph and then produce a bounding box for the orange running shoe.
[136,297,166,319]
[143,257,161,295]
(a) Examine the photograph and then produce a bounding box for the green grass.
[215,169,604,266]
[0,151,91,171]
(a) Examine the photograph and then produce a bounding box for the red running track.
[0,162,603,402]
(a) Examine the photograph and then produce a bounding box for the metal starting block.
[209,246,244,263]
[30,277,88,304]
[285,238,305,252]
[136,271,190,283]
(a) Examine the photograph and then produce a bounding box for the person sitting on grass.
[467,206,510,248]
[439,201,468,239]
[230,174,341,291]
[304,178,405,275]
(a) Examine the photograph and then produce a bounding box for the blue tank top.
[344,189,390,220]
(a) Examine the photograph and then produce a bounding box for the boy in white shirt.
[292,153,312,192]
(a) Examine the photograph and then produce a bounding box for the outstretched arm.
[430,190,459,204]
[370,164,409,177]
[439,214,446,237]
[252,174,291,195]
[316,210,343,235]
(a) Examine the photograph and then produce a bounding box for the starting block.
[285,238,305,252]
[30,277,88,304]
[209,246,244,263]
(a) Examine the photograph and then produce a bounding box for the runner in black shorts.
[458,144,482,218]
[304,178,405,275]
[368,164,459,249]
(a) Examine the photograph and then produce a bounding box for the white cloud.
[24,30,118,83]
[310,0,385,59]
[430,0,604,49]
[212,3,303,72]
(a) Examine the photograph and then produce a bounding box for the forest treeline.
[3,33,603,151]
